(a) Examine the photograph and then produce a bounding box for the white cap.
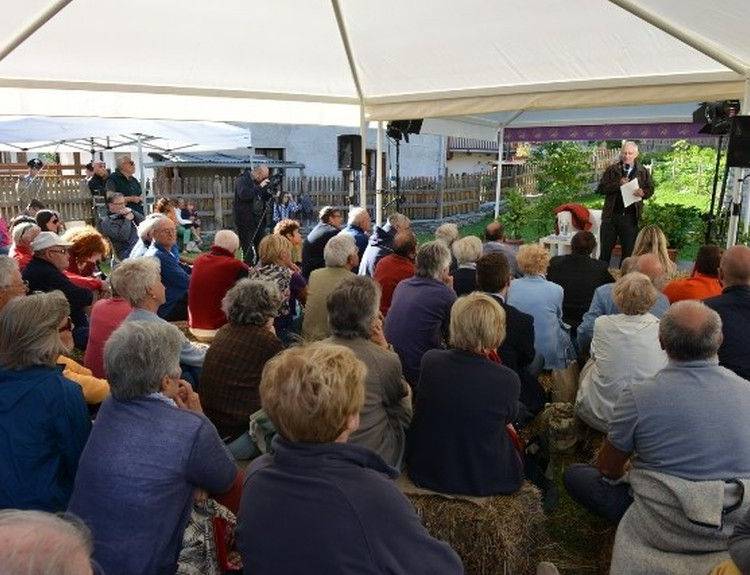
[31,231,72,252]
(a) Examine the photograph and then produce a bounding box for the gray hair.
[110,257,162,306]
[105,320,183,400]
[116,156,133,169]
[136,213,167,242]
[325,233,357,267]
[0,256,19,289]
[415,241,451,280]
[326,276,381,339]
[0,291,69,370]
[0,510,93,575]
[435,223,459,247]
[222,279,281,326]
[659,300,723,361]
[12,221,40,246]
[213,229,240,254]
[612,272,657,315]
[347,206,369,227]
[387,212,411,232]
[107,192,125,204]
[452,235,482,265]
[622,140,639,154]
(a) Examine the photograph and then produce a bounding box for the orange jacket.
[663,273,723,304]
[57,355,110,404]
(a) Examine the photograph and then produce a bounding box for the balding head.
[635,253,664,283]
[719,245,750,288]
[659,300,723,361]
[213,229,240,254]
[484,221,504,242]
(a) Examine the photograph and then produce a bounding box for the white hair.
[110,257,162,306]
[136,213,167,241]
[435,223,459,247]
[415,241,451,280]
[213,229,240,253]
[347,207,369,227]
[12,221,40,245]
[622,141,639,153]
[452,235,482,265]
[325,233,358,267]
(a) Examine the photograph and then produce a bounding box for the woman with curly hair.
[632,224,677,278]
[61,226,110,292]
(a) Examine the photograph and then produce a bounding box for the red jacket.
[554,203,592,233]
[374,254,415,316]
[12,246,33,270]
[188,245,249,330]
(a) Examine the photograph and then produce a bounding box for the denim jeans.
[563,463,633,523]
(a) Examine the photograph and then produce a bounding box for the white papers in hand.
[620,178,641,208]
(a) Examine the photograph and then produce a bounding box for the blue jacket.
[577,283,670,354]
[340,224,369,259]
[0,365,90,511]
[705,285,750,381]
[237,437,463,574]
[144,244,190,319]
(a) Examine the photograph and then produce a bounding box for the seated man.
[128,213,168,259]
[547,231,614,334]
[339,206,371,261]
[482,221,519,278]
[373,230,416,316]
[576,253,670,355]
[301,206,343,279]
[564,301,750,525]
[98,192,143,262]
[236,342,462,574]
[325,276,412,468]
[359,212,411,277]
[705,245,750,381]
[145,217,191,320]
[663,244,723,303]
[187,229,249,341]
[384,241,456,387]
[22,231,93,349]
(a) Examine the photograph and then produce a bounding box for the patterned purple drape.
[505,122,707,143]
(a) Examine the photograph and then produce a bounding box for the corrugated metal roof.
[144,151,305,170]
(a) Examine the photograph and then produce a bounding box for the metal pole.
[359,104,367,208]
[728,79,750,247]
[494,127,504,219]
[136,134,147,212]
[742,79,750,236]
[0,0,73,64]
[376,121,383,227]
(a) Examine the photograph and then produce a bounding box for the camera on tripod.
[268,171,284,198]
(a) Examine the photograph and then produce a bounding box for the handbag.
[177,499,242,574]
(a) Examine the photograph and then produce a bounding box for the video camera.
[268,171,284,198]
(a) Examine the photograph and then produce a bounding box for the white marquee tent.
[1,0,748,222]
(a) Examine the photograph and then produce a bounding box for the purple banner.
[505,122,706,143]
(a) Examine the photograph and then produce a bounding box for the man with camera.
[98,193,144,263]
[233,164,275,264]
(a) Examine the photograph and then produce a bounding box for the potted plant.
[499,187,530,243]
[640,203,705,259]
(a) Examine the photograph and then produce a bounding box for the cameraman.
[234,164,273,264]
[98,193,144,264]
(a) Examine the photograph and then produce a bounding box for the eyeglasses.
[58,317,72,333]
[48,248,68,255]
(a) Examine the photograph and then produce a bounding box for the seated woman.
[325,275,412,468]
[35,209,64,234]
[451,235,482,296]
[236,342,462,574]
[273,218,303,266]
[507,244,574,370]
[200,279,284,458]
[61,225,109,292]
[575,272,668,432]
[633,224,677,280]
[68,320,240,575]
[9,221,40,270]
[249,234,307,344]
[406,292,523,496]
[0,291,91,511]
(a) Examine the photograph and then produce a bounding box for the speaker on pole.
[727,116,750,169]
[337,134,362,171]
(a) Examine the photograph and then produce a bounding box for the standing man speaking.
[233,165,271,264]
[598,141,654,264]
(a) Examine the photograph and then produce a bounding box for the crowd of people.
[4,155,750,575]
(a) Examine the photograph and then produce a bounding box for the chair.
[555,209,602,259]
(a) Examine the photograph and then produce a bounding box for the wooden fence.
[0,176,93,223]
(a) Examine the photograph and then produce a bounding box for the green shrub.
[499,188,530,239]
[641,202,705,251]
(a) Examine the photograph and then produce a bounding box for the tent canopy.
[0,0,746,130]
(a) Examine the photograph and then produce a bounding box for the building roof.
[144,152,305,170]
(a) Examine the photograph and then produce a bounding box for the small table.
[539,234,573,256]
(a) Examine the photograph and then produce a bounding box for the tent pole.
[376,121,384,227]
[136,134,147,211]
[359,104,367,208]
[742,79,750,237]
[0,0,73,64]
[494,127,505,219]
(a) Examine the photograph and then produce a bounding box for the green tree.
[650,140,722,208]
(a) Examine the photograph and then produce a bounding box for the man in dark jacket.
[598,141,654,264]
[233,165,272,264]
[547,231,614,334]
[705,244,750,381]
[301,205,343,278]
[358,212,411,277]
[98,193,143,262]
[105,157,143,214]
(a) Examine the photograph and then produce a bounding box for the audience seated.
[564,301,750,526]
[61,225,109,292]
[0,292,91,511]
[83,265,133,379]
[340,206,371,261]
[68,320,241,575]
[0,256,28,309]
[575,273,667,432]
[384,241,456,386]
[301,205,343,278]
[8,221,40,270]
[406,292,523,496]
[705,245,750,381]
[23,232,93,350]
[547,231,614,334]
[359,212,411,277]
[145,216,191,320]
[187,229,249,341]
[273,218,303,265]
[236,342,463,574]
[116,258,205,387]
[507,244,574,370]
[435,222,460,273]
[633,224,677,279]
[482,221,519,277]
[35,209,63,234]
[250,234,307,344]
[663,243,723,304]
[128,212,167,259]
[373,229,416,315]
[301,233,357,341]
[98,192,143,262]
[577,253,670,354]
[451,235,482,296]
[200,279,284,458]
[154,196,191,250]
[476,252,545,415]
[0,510,94,574]
[325,276,412,468]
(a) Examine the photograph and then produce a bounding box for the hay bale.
[398,476,546,575]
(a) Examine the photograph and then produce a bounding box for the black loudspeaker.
[727,116,750,168]
[337,134,362,171]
